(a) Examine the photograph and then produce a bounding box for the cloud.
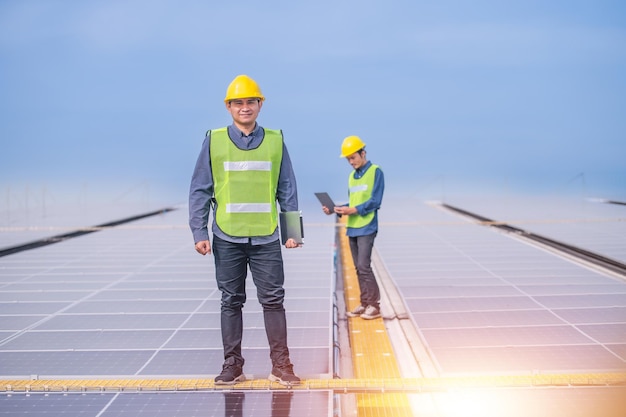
[3,0,623,67]
[1,0,625,202]
[402,22,626,67]
[0,0,216,52]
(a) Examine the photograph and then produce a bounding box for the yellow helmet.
[340,135,366,157]
[224,74,265,103]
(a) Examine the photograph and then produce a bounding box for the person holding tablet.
[322,135,385,320]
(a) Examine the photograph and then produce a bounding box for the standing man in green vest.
[189,74,301,386]
[323,135,385,320]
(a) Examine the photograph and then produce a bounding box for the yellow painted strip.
[340,233,400,379]
[338,219,413,416]
[2,374,625,393]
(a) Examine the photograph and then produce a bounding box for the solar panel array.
[0,207,335,416]
[1,195,626,416]
[375,198,626,376]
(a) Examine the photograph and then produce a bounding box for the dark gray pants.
[212,235,291,368]
[348,232,380,309]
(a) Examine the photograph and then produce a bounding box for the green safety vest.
[210,127,283,237]
[347,164,379,229]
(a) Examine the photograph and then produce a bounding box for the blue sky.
[1,0,625,213]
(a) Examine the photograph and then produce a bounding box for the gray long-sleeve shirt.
[188,123,299,245]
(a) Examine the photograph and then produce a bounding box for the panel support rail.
[439,203,626,278]
[0,207,177,257]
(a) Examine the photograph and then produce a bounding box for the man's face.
[226,98,262,127]
[346,151,366,170]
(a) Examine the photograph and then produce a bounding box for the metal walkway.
[2,373,626,393]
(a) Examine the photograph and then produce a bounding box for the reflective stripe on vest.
[349,184,368,193]
[210,127,283,237]
[226,203,271,213]
[224,161,272,171]
[347,164,379,229]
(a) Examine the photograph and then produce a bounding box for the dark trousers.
[212,235,291,368]
[348,232,380,309]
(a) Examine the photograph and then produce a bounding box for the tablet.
[315,192,342,217]
[314,192,336,210]
[279,211,304,245]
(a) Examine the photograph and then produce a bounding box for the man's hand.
[195,240,211,255]
[284,238,302,249]
[334,206,357,216]
[322,205,332,215]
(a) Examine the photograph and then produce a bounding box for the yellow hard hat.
[340,135,366,157]
[224,74,265,103]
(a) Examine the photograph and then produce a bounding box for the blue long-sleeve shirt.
[345,161,384,237]
[188,123,299,244]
